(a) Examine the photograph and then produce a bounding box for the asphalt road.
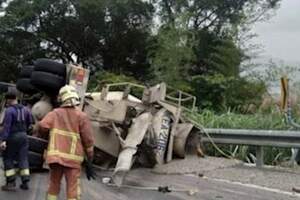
[0,168,299,200]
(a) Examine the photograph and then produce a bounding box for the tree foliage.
[148,25,195,91]
[191,74,267,111]
[0,0,154,80]
[151,0,280,76]
[0,0,281,111]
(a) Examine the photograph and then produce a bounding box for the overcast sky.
[253,0,300,65]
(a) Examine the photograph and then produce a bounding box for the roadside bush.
[191,74,267,113]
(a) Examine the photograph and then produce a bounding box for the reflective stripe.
[48,128,83,162]
[78,177,81,200]
[48,150,84,162]
[47,194,57,200]
[5,169,16,177]
[51,128,80,138]
[70,135,78,155]
[20,169,30,176]
[49,129,56,151]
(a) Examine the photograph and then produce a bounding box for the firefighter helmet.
[58,85,80,107]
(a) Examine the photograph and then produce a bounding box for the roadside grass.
[190,109,297,165]
[193,109,289,130]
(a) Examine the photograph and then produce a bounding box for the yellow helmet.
[58,85,80,106]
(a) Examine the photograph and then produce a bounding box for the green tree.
[206,39,242,77]
[191,74,266,111]
[0,0,154,81]
[151,0,280,78]
[149,0,280,111]
[0,0,281,112]
[154,0,280,33]
[148,25,195,91]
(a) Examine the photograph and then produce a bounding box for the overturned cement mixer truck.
[6,59,204,186]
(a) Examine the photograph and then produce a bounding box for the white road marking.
[203,176,300,198]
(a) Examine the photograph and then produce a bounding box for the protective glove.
[85,159,96,181]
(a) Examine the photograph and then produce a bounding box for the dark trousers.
[2,132,30,184]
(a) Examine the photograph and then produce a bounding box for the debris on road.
[101,176,199,196]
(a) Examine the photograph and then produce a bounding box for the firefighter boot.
[20,170,30,190]
[20,181,29,190]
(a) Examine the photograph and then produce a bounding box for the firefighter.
[37,85,95,200]
[0,88,33,191]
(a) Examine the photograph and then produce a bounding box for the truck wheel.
[185,129,205,157]
[28,136,48,154]
[16,78,38,94]
[19,65,34,78]
[31,71,65,94]
[34,58,66,77]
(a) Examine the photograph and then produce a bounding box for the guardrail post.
[256,146,264,168]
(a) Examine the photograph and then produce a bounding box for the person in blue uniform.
[0,88,33,191]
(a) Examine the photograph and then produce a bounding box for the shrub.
[191,74,267,112]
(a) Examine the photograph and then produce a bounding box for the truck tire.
[185,129,204,157]
[20,65,34,78]
[31,71,65,94]
[16,78,38,94]
[28,151,44,169]
[34,58,66,77]
[28,136,48,154]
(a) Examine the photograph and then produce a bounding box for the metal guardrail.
[201,128,300,167]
